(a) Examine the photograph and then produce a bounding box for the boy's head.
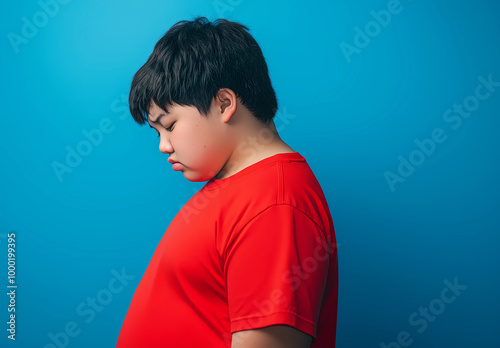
[129,16,278,125]
[128,17,281,182]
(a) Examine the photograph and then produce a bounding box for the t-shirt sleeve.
[223,203,331,338]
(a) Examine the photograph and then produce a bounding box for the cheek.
[191,124,221,150]
[174,124,217,161]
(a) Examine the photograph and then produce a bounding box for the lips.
[167,158,179,164]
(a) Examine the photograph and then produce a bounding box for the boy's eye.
[165,122,175,132]
[155,122,175,138]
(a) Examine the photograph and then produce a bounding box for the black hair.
[129,17,278,125]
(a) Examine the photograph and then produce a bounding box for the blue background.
[1,0,499,347]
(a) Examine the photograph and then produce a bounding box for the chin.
[182,170,215,182]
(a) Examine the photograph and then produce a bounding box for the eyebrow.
[148,113,168,124]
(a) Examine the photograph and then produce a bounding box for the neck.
[214,120,294,180]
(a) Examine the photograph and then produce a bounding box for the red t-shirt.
[116,152,338,347]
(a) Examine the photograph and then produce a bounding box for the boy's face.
[147,99,235,182]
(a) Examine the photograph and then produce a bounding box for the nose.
[158,134,173,154]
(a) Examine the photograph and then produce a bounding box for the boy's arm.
[232,325,312,348]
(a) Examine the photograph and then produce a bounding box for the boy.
[116,17,338,348]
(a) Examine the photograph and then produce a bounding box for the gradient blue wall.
[1,1,499,347]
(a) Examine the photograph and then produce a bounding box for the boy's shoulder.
[201,151,328,220]
[203,151,308,192]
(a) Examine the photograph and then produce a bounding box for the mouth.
[172,162,183,171]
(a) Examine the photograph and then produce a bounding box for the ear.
[214,88,237,123]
